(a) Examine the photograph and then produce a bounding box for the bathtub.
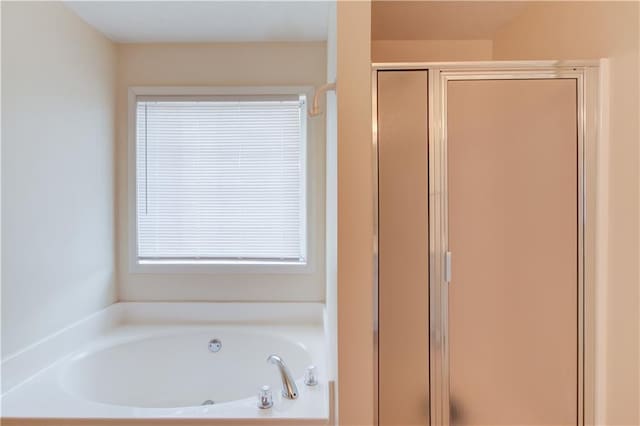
[1,303,330,424]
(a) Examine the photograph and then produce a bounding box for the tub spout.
[267,354,298,400]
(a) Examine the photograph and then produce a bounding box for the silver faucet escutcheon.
[267,354,299,399]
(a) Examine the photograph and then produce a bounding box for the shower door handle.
[444,251,452,283]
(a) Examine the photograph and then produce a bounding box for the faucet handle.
[257,385,273,409]
[304,365,318,386]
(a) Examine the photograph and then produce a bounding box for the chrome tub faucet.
[267,354,298,399]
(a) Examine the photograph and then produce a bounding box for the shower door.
[445,77,579,426]
[375,63,594,426]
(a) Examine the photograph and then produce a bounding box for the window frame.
[127,86,315,274]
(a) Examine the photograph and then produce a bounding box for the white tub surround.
[1,303,329,424]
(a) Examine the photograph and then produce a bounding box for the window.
[131,89,308,270]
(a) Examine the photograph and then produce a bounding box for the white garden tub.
[1,303,330,424]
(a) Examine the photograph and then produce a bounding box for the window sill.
[130,259,312,275]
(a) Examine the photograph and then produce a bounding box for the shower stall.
[373,61,600,426]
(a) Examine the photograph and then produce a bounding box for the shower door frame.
[372,61,600,426]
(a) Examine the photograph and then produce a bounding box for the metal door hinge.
[444,251,452,283]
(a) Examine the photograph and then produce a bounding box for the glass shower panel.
[447,79,579,426]
[377,70,430,426]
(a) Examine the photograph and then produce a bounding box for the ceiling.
[64,1,331,43]
[372,1,530,40]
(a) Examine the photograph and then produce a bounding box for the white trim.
[372,59,600,70]
[127,86,315,274]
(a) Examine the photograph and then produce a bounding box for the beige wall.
[337,2,373,425]
[372,39,492,62]
[115,42,327,302]
[492,2,639,424]
[1,2,116,358]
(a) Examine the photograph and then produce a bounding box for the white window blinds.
[135,96,307,263]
